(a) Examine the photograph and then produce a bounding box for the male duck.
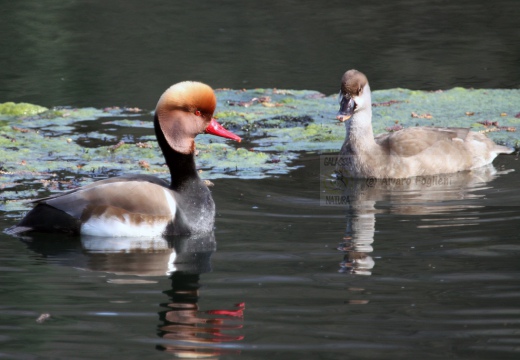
[7,81,241,237]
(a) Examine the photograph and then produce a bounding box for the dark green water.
[1,154,520,359]
[1,1,520,359]
[1,0,519,109]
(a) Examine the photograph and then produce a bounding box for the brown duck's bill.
[337,96,355,122]
[336,114,352,122]
[205,118,242,142]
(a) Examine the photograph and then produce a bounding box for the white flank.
[80,188,177,237]
[81,217,167,237]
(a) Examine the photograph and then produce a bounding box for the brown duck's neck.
[345,110,377,153]
[154,114,200,190]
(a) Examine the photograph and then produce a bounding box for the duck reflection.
[21,232,245,357]
[158,271,245,357]
[324,163,511,275]
[22,232,216,276]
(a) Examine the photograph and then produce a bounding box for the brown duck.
[336,69,513,178]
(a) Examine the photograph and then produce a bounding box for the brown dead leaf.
[478,120,499,127]
[372,100,403,107]
[11,126,31,133]
[138,160,150,169]
[36,313,51,324]
[136,142,152,149]
[411,112,433,119]
[110,141,125,151]
[227,96,272,107]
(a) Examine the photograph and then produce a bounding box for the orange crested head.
[155,81,240,155]
[156,81,217,118]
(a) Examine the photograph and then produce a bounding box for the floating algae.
[1,87,519,208]
[0,102,48,116]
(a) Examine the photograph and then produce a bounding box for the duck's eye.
[195,110,202,116]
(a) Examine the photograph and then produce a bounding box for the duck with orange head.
[7,81,241,237]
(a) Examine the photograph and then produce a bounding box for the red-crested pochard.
[336,70,514,178]
[7,81,241,237]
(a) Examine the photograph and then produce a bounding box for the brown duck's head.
[337,69,369,122]
[155,81,241,154]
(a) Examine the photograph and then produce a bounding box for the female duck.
[7,81,241,237]
[336,69,513,178]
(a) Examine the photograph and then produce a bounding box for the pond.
[1,1,520,359]
[1,154,519,359]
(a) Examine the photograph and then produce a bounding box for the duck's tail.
[494,144,515,155]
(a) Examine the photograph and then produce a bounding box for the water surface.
[1,154,519,359]
[1,0,518,108]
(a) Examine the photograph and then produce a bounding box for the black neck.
[154,114,200,190]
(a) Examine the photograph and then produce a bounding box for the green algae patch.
[0,102,48,116]
[102,119,154,128]
[195,144,296,178]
